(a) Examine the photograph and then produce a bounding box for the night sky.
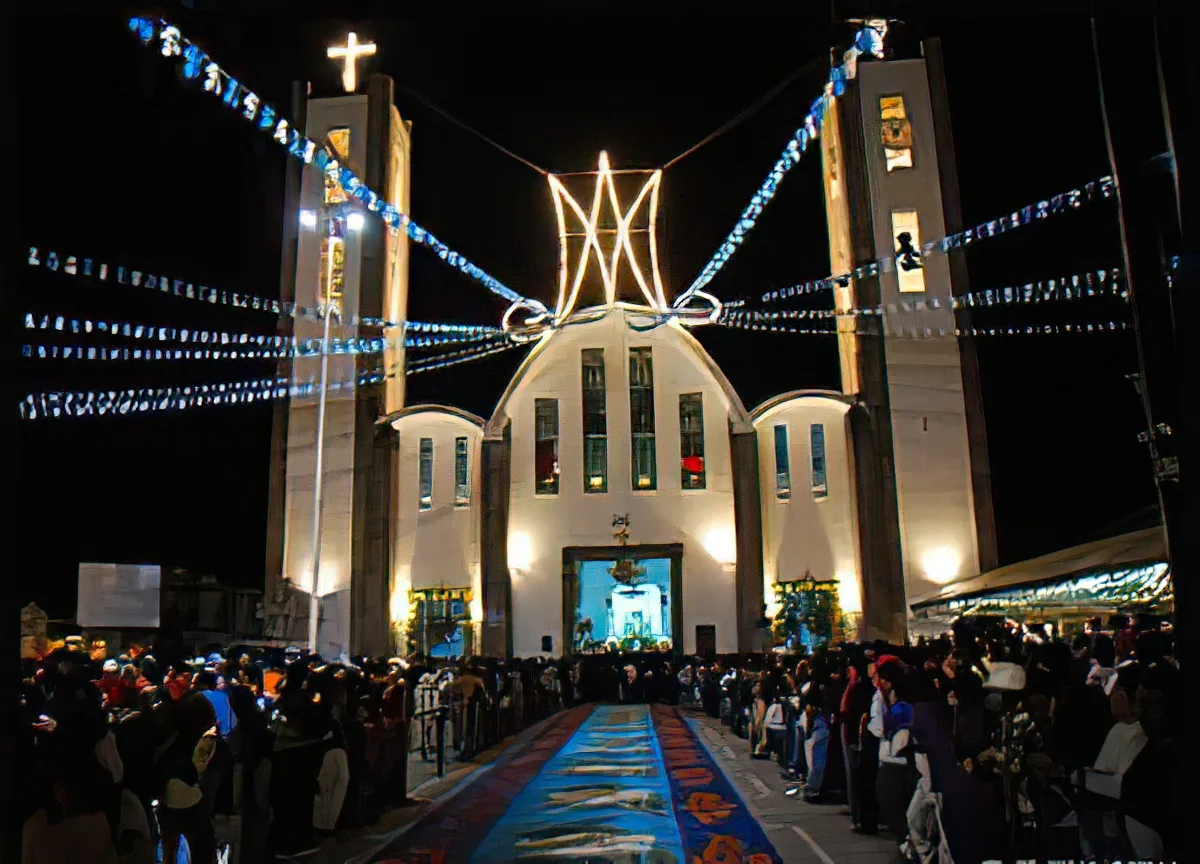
[17,10,1160,618]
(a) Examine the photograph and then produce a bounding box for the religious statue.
[608,514,646,590]
[265,576,303,642]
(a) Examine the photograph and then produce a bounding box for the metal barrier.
[405,670,567,794]
[410,705,448,778]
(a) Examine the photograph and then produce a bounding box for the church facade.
[387,313,868,657]
[266,36,996,660]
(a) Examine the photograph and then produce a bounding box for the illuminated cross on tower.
[327,32,377,93]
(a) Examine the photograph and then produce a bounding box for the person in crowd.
[748,672,772,757]
[1120,687,1177,858]
[15,619,1183,864]
[95,660,126,709]
[156,691,219,864]
[1085,633,1118,695]
[872,656,917,836]
[841,656,874,831]
[134,657,161,693]
[22,767,119,864]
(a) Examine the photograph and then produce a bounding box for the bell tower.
[264,35,412,659]
[822,33,997,640]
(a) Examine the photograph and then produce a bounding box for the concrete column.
[347,75,396,658]
[481,421,513,657]
[729,428,765,652]
[351,421,395,657]
[848,404,907,642]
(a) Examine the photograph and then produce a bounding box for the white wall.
[390,410,484,633]
[857,60,981,605]
[753,395,862,618]
[493,310,744,657]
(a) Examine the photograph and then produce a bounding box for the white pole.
[308,228,337,654]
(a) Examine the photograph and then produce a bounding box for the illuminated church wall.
[388,408,484,639]
[493,311,743,657]
[752,393,862,620]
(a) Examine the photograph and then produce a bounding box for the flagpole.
[308,219,337,654]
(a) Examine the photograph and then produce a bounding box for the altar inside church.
[575,557,674,649]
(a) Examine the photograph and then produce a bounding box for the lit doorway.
[562,544,683,655]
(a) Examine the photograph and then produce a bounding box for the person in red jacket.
[95,660,125,708]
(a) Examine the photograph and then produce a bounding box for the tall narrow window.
[319,128,351,307]
[679,393,706,490]
[418,438,433,511]
[629,348,656,490]
[454,437,470,506]
[879,95,913,172]
[581,349,608,493]
[773,424,791,501]
[535,399,560,495]
[810,423,828,499]
[891,210,926,293]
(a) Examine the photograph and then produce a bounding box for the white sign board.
[77,563,161,628]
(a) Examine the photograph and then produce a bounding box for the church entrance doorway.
[562,544,683,655]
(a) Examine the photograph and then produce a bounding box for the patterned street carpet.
[367,703,780,863]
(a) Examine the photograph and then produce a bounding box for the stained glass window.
[418,438,433,511]
[454,437,470,506]
[324,127,351,205]
[582,349,607,493]
[535,399,560,495]
[810,423,828,499]
[319,127,350,308]
[629,348,656,490]
[774,425,791,500]
[679,393,705,490]
[880,95,913,172]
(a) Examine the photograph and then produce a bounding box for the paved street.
[687,711,900,864]
[318,704,903,864]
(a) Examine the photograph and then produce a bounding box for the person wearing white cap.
[96,659,124,708]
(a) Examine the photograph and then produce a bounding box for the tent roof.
[910,527,1167,612]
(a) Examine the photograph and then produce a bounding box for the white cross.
[327,32,376,94]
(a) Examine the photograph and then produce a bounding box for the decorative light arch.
[547,151,668,318]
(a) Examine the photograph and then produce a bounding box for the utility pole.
[1091,14,1189,670]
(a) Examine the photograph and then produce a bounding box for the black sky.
[17,10,1161,617]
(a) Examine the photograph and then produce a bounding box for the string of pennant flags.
[720,268,1127,326]
[24,343,293,362]
[407,339,521,374]
[18,373,377,421]
[682,23,887,299]
[716,316,1131,339]
[22,311,504,358]
[734,176,1118,309]
[18,338,526,420]
[25,247,500,336]
[128,17,544,317]
[20,332,506,363]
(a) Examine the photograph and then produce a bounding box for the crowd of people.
[674,616,1181,863]
[9,614,1182,864]
[12,646,566,864]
